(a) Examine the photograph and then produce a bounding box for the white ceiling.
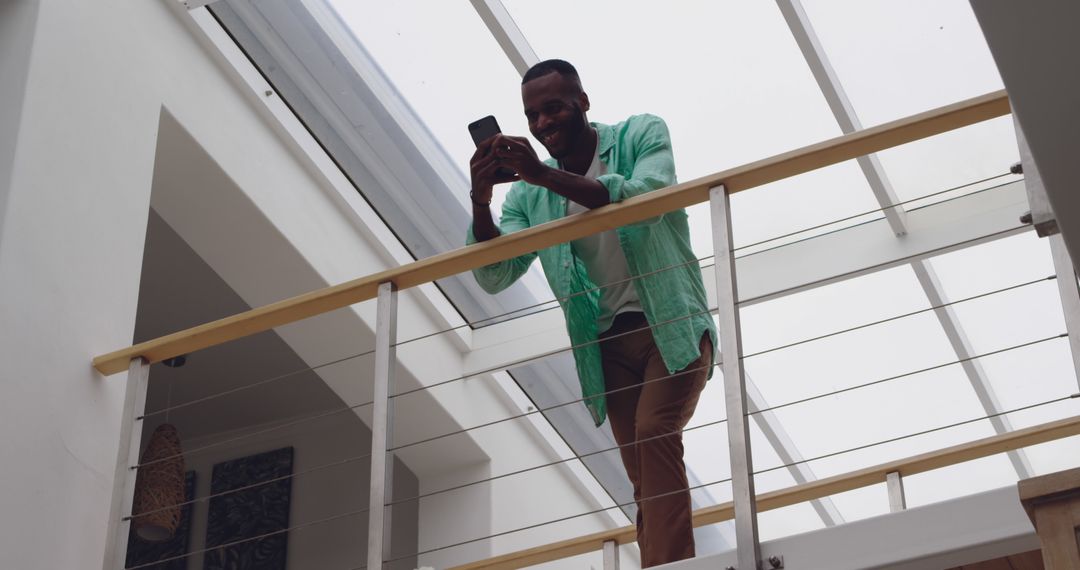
[135,209,346,441]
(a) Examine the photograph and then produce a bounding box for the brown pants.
[600,312,711,568]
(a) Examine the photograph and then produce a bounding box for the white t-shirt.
[565,146,642,333]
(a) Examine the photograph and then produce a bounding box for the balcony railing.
[95,90,1080,570]
[91,90,1011,375]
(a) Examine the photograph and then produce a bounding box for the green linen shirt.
[468,114,717,426]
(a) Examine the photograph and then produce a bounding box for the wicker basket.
[131,423,185,542]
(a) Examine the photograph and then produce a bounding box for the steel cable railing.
[382,275,1058,454]
[122,279,1064,528]
[124,505,372,570]
[738,224,1029,307]
[123,391,1078,570]
[384,333,1068,511]
[130,304,715,472]
[752,393,1080,478]
[133,252,710,422]
[749,333,1068,418]
[136,349,377,421]
[122,356,716,524]
[376,394,1079,567]
[740,275,1057,360]
[93,90,1015,383]
[124,330,1067,526]
[100,93,1031,570]
[731,171,1015,257]
[122,382,1075,570]
[127,190,1036,486]
[126,179,1028,481]
[135,174,1021,424]
[125,176,1029,536]
[131,251,1052,475]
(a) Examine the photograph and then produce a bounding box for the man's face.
[521,72,590,160]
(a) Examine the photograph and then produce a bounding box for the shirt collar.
[592,122,616,157]
[547,123,615,169]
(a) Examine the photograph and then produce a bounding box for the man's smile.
[541,129,563,148]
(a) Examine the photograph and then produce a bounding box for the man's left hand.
[492,134,550,185]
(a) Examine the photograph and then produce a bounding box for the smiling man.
[467,59,716,567]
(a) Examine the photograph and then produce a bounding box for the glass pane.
[876,119,1019,203]
[504,0,882,258]
[801,0,1004,125]
[736,260,1023,520]
[801,0,1018,202]
[926,232,1080,476]
[328,0,529,215]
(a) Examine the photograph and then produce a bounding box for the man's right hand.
[470,136,519,206]
[469,137,516,242]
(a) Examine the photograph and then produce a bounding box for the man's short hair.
[522,59,582,88]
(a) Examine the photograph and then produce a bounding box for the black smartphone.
[468,115,515,178]
[468,115,502,146]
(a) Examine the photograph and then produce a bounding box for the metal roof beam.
[746,379,845,526]
[468,0,539,77]
[775,0,908,237]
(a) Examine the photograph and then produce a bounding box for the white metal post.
[710,184,762,569]
[368,282,398,570]
[602,539,620,570]
[886,471,907,512]
[102,357,150,570]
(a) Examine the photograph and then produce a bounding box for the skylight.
[207,0,1079,558]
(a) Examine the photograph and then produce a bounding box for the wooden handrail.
[92,90,1009,374]
[447,412,1080,570]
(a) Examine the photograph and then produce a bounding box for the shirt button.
[563,261,571,268]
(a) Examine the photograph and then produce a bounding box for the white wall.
[0,1,621,569]
[970,1,1080,267]
[0,0,162,567]
[163,409,418,570]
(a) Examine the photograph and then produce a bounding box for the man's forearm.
[471,164,608,244]
[472,203,500,242]
[535,167,610,209]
